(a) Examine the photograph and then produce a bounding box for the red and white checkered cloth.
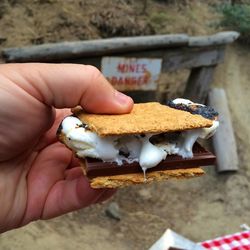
[201,231,250,250]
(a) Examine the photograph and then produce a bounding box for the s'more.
[57,98,219,188]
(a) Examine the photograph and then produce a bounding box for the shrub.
[218,4,250,44]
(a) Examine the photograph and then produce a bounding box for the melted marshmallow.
[177,129,202,158]
[62,116,82,134]
[200,120,219,139]
[61,99,219,173]
[170,98,219,158]
[139,136,167,178]
[173,98,194,106]
[63,116,119,162]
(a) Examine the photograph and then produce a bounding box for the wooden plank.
[2,34,189,62]
[61,47,225,72]
[160,47,225,72]
[2,32,238,63]
[208,88,239,172]
[189,31,239,47]
[183,66,216,103]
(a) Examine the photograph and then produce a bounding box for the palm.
[0,109,114,232]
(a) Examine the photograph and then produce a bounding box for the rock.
[0,35,6,44]
[105,202,121,221]
[138,188,152,200]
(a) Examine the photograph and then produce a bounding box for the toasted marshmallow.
[60,99,219,172]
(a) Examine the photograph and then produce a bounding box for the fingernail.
[115,91,131,105]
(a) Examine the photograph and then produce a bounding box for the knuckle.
[84,65,102,81]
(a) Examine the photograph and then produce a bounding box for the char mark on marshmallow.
[56,123,63,136]
[149,132,180,145]
[166,100,218,120]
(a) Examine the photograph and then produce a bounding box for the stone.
[105,202,121,221]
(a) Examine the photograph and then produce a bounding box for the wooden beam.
[2,32,239,63]
[60,47,225,72]
[208,88,239,172]
[160,47,225,72]
[2,34,189,62]
[189,31,239,47]
[183,66,216,103]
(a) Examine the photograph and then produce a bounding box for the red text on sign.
[117,63,147,73]
[106,76,150,86]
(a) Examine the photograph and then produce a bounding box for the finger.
[35,109,71,151]
[24,142,115,221]
[41,175,115,219]
[94,189,116,204]
[1,63,133,114]
[65,167,82,180]
[22,143,73,224]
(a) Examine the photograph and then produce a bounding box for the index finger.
[0,63,134,114]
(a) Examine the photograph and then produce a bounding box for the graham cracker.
[72,102,213,136]
[80,160,204,188]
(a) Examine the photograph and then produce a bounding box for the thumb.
[2,63,133,114]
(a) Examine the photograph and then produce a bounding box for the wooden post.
[183,66,216,103]
[208,88,239,172]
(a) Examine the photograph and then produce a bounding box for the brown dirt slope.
[0,0,218,49]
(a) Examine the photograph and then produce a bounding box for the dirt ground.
[1,1,250,250]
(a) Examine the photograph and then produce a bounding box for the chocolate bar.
[84,143,216,178]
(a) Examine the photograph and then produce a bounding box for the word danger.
[108,63,150,86]
[106,75,149,85]
[101,57,162,91]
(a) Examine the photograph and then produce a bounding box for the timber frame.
[2,31,239,103]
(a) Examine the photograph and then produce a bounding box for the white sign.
[101,57,162,91]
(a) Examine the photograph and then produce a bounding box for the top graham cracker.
[72,102,213,136]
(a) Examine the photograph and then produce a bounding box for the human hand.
[0,63,133,233]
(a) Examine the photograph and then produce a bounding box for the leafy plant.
[218,4,250,44]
